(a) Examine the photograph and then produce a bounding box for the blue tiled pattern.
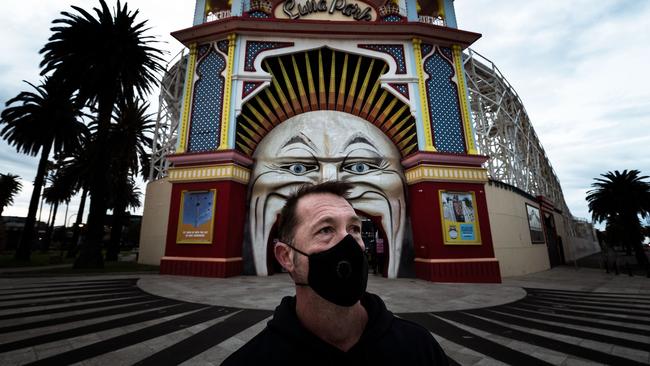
[359,44,407,74]
[423,50,465,153]
[421,43,433,58]
[381,15,403,22]
[390,83,409,99]
[244,41,293,72]
[198,44,211,59]
[248,10,271,18]
[217,40,229,54]
[188,47,226,152]
[441,47,453,60]
[242,81,263,98]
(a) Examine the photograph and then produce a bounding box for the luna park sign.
[281,0,374,21]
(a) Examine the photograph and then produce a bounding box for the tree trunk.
[67,188,87,258]
[75,93,115,269]
[43,201,59,252]
[106,203,126,262]
[15,142,52,261]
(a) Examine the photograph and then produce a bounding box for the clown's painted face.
[248,111,407,278]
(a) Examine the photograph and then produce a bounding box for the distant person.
[222,181,448,365]
[375,236,385,276]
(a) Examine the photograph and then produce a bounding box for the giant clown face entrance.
[247,110,407,278]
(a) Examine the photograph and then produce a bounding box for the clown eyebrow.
[341,135,378,152]
[278,134,318,154]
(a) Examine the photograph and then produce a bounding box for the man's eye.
[280,163,318,175]
[343,162,378,174]
[318,227,334,234]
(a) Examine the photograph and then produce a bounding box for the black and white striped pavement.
[0,278,649,365]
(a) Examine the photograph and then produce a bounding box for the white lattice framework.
[463,49,572,218]
[148,50,187,181]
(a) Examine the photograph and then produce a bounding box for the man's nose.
[320,163,338,182]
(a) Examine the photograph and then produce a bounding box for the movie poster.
[526,203,545,244]
[439,191,481,245]
[176,190,216,244]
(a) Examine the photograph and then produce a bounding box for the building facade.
[139,0,600,283]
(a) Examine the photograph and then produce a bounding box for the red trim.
[171,18,481,49]
[163,180,247,276]
[408,181,501,283]
[415,260,501,283]
[401,151,488,168]
[168,149,254,167]
[160,257,242,277]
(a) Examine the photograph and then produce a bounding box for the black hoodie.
[221,292,448,365]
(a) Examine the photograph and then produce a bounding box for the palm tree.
[0,78,86,261]
[41,165,76,251]
[54,140,93,258]
[105,97,153,261]
[586,170,650,268]
[0,174,22,217]
[40,0,165,268]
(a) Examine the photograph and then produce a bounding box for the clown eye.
[280,163,318,175]
[343,162,378,175]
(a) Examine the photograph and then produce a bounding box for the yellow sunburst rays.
[237,50,418,157]
[352,59,375,115]
[359,65,388,120]
[318,49,327,110]
[305,52,318,110]
[328,50,337,110]
[291,55,311,112]
[265,60,295,118]
[277,58,303,114]
[344,56,363,113]
[336,53,349,111]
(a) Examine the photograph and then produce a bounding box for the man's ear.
[274,242,294,272]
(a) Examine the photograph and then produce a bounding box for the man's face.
[289,193,364,282]
[248,110,407,278]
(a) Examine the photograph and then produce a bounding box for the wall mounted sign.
[276,0,376,21]
[439,190,482,245]
[526,203,545,244]
[177,189,217,244]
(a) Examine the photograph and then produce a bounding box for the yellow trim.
[162,256,243,262]
[453,45,478,154]
[438,190,482,245]
[168,163,251,184]
[219,34,236,150]
[405,164,488,184]
[179,43,198,153]
[413,39,435,152]
[176,189,217,244]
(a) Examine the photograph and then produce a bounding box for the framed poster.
[439,190,482,245]
[526,203,545,244]
[176,189,217,244]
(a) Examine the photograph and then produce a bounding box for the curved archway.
[235,48,417,157]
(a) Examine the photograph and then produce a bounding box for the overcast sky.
[1,0,648,225]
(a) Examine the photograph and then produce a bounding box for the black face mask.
[288,234,368,307]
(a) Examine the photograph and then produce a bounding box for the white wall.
[485,183,551,277]
[138,178,172,266]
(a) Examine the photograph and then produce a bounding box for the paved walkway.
[0,266,648,365]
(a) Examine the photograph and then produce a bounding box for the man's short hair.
[277,181,353,244]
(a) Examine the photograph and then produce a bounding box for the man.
[222,181,448,365]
